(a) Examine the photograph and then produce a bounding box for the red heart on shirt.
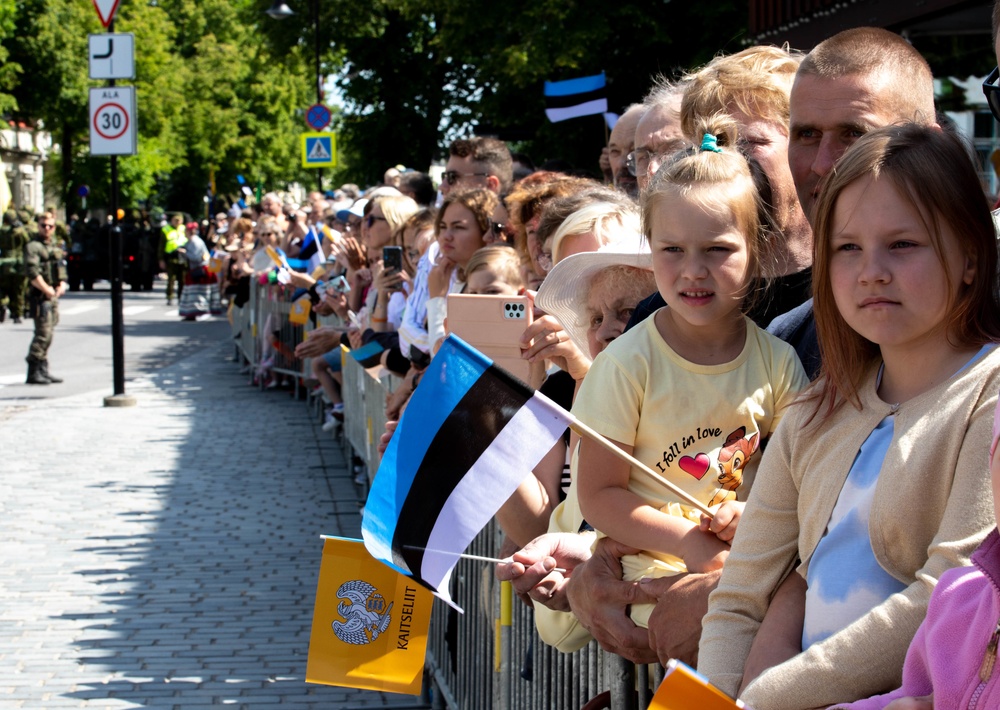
[679,453,711,480]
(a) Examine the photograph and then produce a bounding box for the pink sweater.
[833,529,1000,710]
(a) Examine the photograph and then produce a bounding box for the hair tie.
[700,133,722,153]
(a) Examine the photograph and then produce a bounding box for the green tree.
[259,0,745,186]
[0,0,19,114]
[5,0,314,216]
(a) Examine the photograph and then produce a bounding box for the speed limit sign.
[89,86,137,155]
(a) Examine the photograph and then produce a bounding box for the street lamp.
[266,0,324,191]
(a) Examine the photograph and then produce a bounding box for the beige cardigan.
[697,346,1000,709]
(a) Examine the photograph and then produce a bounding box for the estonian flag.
[286,226,323,273]
[544,72,609,123]
[362,335,571,611]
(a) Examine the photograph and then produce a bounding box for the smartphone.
[446,293,532,382]
[383,246,403,274]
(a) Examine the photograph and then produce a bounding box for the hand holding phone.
[382,246,404,290]
[446,293,533,382]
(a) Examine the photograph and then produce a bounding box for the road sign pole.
[103,16,133,407]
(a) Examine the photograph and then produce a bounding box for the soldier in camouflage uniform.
[0,209,29,323]
[24,211,67,385]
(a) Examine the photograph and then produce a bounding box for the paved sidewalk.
[0,341,420,709]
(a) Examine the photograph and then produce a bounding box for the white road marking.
[122,305,153,316]
[0,374,25,385]
[58,304,100,317]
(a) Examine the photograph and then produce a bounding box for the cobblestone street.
[0,341,416,709]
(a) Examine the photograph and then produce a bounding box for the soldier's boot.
[26,361,49,385]
[39,360,62,383]
[0,305,6,323]
[12,315,20,324]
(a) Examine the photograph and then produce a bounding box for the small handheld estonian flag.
[362,335,571,611]
[544,72,609,123]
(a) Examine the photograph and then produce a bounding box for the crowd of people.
[2,10,998,707]
[208,16,1000,709]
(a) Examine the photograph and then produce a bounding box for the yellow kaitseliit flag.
[289,297,311,325]
[306,537,433,695]
[649,660,746,710]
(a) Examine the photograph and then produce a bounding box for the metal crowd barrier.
[339,357,658,710]
[231,284,656,709]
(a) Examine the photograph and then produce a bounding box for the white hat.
[535,241,652,356]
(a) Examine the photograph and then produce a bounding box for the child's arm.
[576,435,728,573]
[739,571,806,695]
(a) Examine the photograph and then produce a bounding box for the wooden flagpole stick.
[567,416,716,518]
[317,537,568,572]
[402,545,567,573]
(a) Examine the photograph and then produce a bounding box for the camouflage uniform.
[24,229,67,384]
[0,210,29,322]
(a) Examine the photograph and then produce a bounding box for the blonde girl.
[573,115,808,629]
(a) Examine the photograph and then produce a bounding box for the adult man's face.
[261,197,281,217]
[787,72,898,221]
[633,102,685,192]
[441,154,492,196]
[729,108,810,245]
[608,108,643,198]
[38,218,56,243]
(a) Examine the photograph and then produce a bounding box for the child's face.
[828,177,975,358]
[648,190,750,331]
[466,267,519,296]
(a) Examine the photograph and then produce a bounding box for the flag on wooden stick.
[362,335,571,610]
[306,536,433,695]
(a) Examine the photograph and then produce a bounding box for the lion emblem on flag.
[332,579,394,645]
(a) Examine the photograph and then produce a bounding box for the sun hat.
[534,239,651,356]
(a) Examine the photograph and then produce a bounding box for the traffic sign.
[301,132,336,168]
[91,0,122,28]
[89,86,137,156]
[305,104,332,131]
[77,185,90,198]
[89,33,135,80]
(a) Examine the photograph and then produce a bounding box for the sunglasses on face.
[442,170,490,186]
[984,67,1000,122]
[365,215,388,228]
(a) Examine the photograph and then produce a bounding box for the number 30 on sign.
[89,86,137,156]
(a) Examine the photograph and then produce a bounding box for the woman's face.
[403,227,433,276]
[584,268,646,358]
[524,214,546,290]
[366,205,392,251]
[438,202,486,268]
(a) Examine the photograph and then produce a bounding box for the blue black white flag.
[362,335,571,611]
[286,226,323,273]
[544,72,609,123]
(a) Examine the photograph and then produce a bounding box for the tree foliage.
[260,0,745,186]
[4,0,748,214]
[5,0,313,216]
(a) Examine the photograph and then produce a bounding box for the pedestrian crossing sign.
[301,132,337,168]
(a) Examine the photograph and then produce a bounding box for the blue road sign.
[306,104,332,131]
[301,132,336,168]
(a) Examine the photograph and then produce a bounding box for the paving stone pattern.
[0,343,418,709]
